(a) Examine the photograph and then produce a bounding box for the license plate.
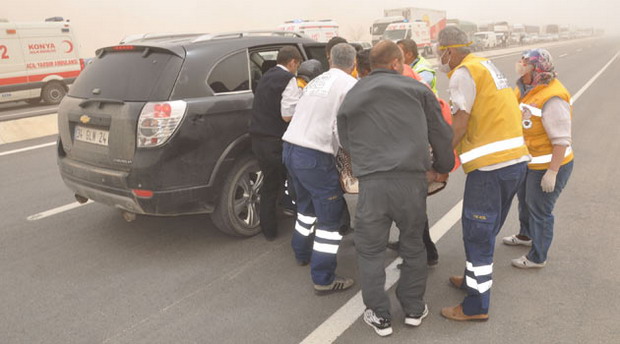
[74,125,109,146]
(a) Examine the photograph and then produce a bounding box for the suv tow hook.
[75,194,89,204]
[121,211,137,223]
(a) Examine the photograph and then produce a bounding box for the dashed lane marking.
[0,141,55,157]
[27,200,93,221]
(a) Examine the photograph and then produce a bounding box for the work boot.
[314,276,354,295]
[449,276,464,289]
[441,304,489,321]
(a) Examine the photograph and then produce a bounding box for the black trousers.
[251,136,286,239]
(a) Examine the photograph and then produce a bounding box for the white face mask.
[438,49,452,74]
[515,62,533,77]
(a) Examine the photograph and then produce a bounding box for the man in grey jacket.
[337,40,454,337]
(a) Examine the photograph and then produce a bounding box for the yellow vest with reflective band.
[412,56,437,94]
[515,78,574,170]
[448,54,529,173]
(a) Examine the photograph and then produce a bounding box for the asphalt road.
[0,37,618,344]
[0,101,58,122]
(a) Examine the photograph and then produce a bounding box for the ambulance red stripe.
[0,70,81,86]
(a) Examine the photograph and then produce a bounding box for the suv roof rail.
[120,32,204,44]
[192,30,306,43]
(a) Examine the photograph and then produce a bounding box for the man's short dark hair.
[370,40,403,69]
[397,39,418,58]
[326,36,348,55]
[277,46,303,65]
[356,49,371,75]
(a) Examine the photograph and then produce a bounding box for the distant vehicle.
[382,21,432,55]
[370,16,405,45]
[543,24,559,35]
[522,34,539,44]
[56,31,329,237]
[351,41,372,50]
[0,18,84,105]
[277,19,338,43]
[473,31,498,49]
[382,7,447,42]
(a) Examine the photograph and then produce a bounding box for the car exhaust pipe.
[121,211,137,222]
[75,194,89,204]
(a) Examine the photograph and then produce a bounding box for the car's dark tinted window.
[304,45,329,71]
[68,50,183,101]
[207,50,250,94]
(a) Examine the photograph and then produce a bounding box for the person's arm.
[540,97,572,192]
[418,70,435,88]
[423,89,454,174]
[448,67,476,148]
[281,77,302,122]
[336,103,350,152]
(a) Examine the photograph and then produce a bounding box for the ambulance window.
[207,50,250,94]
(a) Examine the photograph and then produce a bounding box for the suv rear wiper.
[79,98,125,108]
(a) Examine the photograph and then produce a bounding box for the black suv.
[57,32,327,236]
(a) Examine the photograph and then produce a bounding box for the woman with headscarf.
[502,48,574,269]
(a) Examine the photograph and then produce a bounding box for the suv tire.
[211,155,263,237]
[41,82,66,105]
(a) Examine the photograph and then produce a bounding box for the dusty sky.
[5,0,619,57]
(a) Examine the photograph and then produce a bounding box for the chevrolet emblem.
[80,115,91,124]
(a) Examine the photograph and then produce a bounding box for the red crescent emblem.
[63,40,74,53]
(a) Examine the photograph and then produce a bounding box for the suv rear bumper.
[58,157,216,215]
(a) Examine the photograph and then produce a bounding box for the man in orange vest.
[502,49,574,268]
[437,26,530,321]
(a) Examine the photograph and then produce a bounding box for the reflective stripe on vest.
[459,137,526,164]
[530,146,572,164]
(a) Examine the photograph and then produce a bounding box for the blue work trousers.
[282,143,345,286]
[518,161,573,263]
[461,162,527,315]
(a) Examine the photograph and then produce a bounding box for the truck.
[277,19,338,43]
[446,19,478,41]
[382,7,447,42]
[382,21,432,55]
[370,16,405,45]
[0,17,84,105]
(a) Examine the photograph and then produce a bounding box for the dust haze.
[5,0,619,57]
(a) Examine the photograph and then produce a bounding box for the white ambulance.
[277,20,339,43]
[0,18,84,105]
[382,21,432,56]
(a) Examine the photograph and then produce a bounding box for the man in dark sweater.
[249,46,302,240]
[337,40,454,337]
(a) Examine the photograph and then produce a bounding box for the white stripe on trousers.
[466,261,493,276]
[313,242,339,254]
[465,276,493,294]
[315,229,342,241]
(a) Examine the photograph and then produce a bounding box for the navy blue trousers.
[461,162,527,315]
[282,143,345,286]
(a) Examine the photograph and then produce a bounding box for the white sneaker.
[502,235,532,247]
[511,255,546,269]
[405,304,429,327]
[363,309,393,337]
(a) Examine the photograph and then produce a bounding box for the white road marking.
[559,53,569,58]
[572,51,619,102]
[300,201,463,344]
[300,46,620,344]
[27,200,93,221]
[0,141,56,157]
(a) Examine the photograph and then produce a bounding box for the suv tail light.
[137,100,187,147]
[79,58,85,71]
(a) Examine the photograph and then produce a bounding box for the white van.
[473,31,498,49]
[277,20,338,43]
[0,19,84,104]
[382,21,432,55]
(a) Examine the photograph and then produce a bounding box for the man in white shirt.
[282,43,357,295]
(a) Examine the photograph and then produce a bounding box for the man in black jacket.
[249,46,302,240]
[337,40,454,337]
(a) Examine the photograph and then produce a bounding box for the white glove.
[541,169,558,193]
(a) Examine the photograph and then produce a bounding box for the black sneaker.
[405,304,429,327]
[363,309,393,337]
[313,276,354,295]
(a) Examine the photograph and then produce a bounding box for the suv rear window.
[68,49,183,101]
